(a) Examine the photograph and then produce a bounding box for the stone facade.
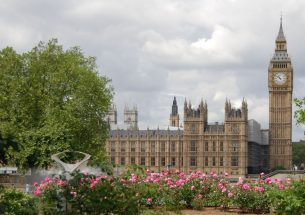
[105,20,293,176]
[268,19,293,169]
[106,99,268,177]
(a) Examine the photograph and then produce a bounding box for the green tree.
[292,143,305,167]
[294,97,305,124]
[0,39,113,169]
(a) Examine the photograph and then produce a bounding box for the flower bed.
[31,171,305,215]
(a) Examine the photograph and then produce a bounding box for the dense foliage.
[33,170,305,214]
[0,186,38,215]
[292,143,305,167]
[0,39,113,169]
[294,97,305,124]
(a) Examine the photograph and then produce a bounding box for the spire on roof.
[276,15,286,42]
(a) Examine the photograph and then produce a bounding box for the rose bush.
[33,170,305,214]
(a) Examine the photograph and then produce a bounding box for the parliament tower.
[268,18,293,169]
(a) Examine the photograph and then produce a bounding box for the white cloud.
[0,0,305,141]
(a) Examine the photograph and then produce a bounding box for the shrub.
[0,186,38,215]
[268,179,305,215]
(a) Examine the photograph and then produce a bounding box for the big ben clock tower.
[268,18,293,170]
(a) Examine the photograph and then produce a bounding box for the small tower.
[170,97,180,127]
[106,104,117,129]
[124,105,138,130]
[183,98,208,134]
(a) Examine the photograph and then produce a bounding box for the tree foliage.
[0,39,113,169]
[292,143,305,167]
[294,97,305,124]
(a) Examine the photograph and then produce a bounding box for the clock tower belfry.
[268,18,293,170]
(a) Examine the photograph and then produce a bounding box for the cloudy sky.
[1,0,305,141]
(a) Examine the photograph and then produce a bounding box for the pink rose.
[146,198,153,204]
[242,183,250,190]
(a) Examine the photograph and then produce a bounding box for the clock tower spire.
[268,17,293,170]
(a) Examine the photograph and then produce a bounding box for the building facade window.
[171,141,176,152]
[141,141,145,152]
[161,157,166,166]
[213,142,216,151]
[171,157,176,166]
[231,142,238,152]
[190,157,197,166]
[161,142,166,152]
[151,157,155,166]
[150,141,155,153]
[190,141,197,152]
[130,141,136,152]
[220,142,224,152]
[111,157,115,165]
[111,142,116,152]
[130,157,135,164]
[220,157,224,166]
[120,141,125,152]
[205,142,209,151]
[212,157,216,166]
[205,157,209,166]
[120,157,125,165]
[141,157,145,166]
[231,156,238,166]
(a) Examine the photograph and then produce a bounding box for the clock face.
[273,72,287,85]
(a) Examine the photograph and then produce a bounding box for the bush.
[268,179,305,215]
[35,172,142,215]
[0,186,38,215]
[33,171,305,214]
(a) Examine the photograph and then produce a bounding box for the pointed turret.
[171,97,178,116]
[274,16,288,53]
[170,97,180,127]
[276,16,286,42]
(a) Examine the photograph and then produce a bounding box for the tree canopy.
[0,39,113,169]
[292,143,305,167]
[294,97,305,125]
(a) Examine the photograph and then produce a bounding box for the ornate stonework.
[268,19,293,169]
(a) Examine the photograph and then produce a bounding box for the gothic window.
[220,142,224,152]
[111,157,115,165]
[191,124,196,134]
[111,142,116,152]
[151,157,155,166]
[120,157,125,165]
[204,157,209,166]
[150,141,155,152]
[171,157,176,166]
[130,141,136,152]
[190,141,197,152]
[120,141,125,153]
[140,157,145,166]
[141,141,145,152]
[231,142,238,152]
[213,142,216,151]
[205,142,209,151]
[130,157,135,164]
[171,141,176,152]
[161,142,166,152]
[161,157,166,166]
[190,157,197,166]
[220,157,224,166]
[212,157,216,166]
[231,156,238,166]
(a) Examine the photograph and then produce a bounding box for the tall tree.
[292,143,305,167]
[0,39,113,169]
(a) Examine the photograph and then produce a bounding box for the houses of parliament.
[106,20,293,176]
